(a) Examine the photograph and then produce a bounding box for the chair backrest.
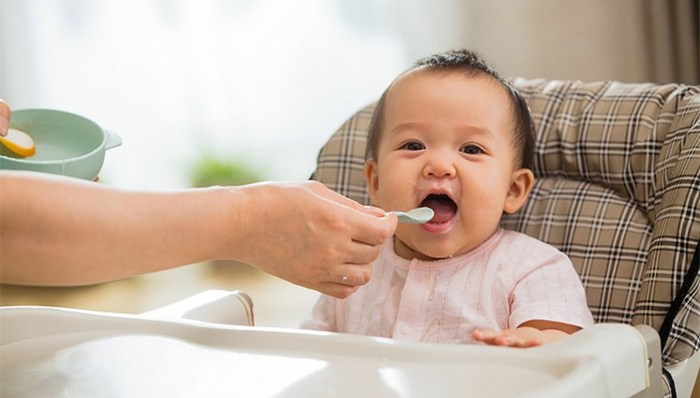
[311,78,700,393]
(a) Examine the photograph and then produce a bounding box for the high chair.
[2,79,698,398]
[311,78,700,398]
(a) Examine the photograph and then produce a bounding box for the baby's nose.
[423,153,456,178]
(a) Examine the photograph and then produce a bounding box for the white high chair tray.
[0,304,653,397]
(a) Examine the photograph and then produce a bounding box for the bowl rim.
[1,108,107,165]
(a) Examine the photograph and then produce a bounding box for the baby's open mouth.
[420,194,457,223]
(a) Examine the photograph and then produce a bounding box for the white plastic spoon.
[0,128,35,157]
[387,207,435,224]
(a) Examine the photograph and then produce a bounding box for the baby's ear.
[364,159,380,205]
[504,168,534,214]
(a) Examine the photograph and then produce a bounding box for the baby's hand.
[473,321,576,347]
[472,327,545,348]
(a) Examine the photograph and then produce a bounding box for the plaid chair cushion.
[311,78,700,396]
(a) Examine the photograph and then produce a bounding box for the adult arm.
[0,172,396,298]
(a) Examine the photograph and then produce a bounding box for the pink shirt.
[301,228,594,343]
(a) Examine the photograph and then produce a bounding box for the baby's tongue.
[422,196,457,223]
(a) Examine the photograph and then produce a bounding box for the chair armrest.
[535,323,662,397]
[665,348,700,398]
[142,289,254,326]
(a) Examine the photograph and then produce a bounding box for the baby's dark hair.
[366,49,535,170]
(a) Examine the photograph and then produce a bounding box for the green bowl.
[0,109,122,180]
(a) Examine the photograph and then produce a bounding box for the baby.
[302,49,594,347]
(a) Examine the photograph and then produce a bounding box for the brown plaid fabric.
[311,78,700,396]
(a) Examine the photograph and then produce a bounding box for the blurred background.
[1,0,698,327]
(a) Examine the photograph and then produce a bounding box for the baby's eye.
[460,144,483,155]
[400,141,425,151]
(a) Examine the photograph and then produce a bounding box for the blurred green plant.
[190,154,263,187]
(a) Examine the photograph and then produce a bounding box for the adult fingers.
[308,180,386,219]
[316,282,361,299]
[305,260,375,299]
[343,239,385,266]
[0,99,10,137]
[345,210,397,246]
[307,181,397,246]
[329,262,373,286]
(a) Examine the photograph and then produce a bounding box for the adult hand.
[229,181,397,298]
[0,99,10,136]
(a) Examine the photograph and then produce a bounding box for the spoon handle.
[387,211,416,224]
[387,207,434,224]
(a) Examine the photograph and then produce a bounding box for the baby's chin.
[395,237,466,261]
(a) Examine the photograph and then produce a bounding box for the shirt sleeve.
[298,294,339,332]
[507,247,595,329]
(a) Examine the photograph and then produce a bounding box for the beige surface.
[0,261,320,328]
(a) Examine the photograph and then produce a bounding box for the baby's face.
[365,71,532,260]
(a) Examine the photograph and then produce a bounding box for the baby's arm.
[472,320,581,348]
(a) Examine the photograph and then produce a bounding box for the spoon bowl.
[387,207,435,224]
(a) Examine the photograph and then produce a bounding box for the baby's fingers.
[472,329,512,345]
[472,329,541,348]
[472,328,497,343]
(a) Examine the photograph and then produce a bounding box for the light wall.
[0,1,697,191]
[399,0,698,84]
